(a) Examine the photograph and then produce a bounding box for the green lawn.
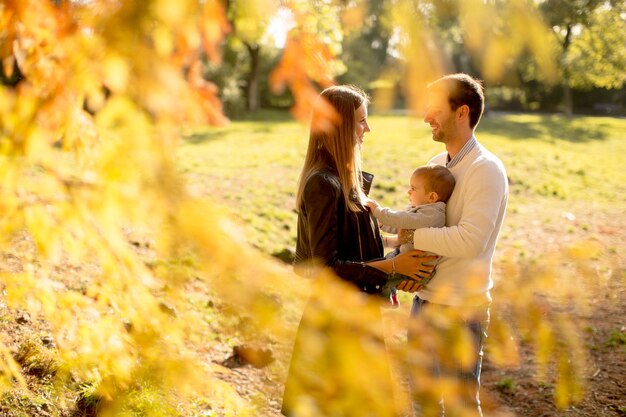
[178,111,626,258]
[2,111,621,417]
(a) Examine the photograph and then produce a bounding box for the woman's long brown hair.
[295,85,369,213]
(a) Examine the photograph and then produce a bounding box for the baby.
[366,165,455,306]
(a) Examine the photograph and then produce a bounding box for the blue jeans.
[409,296,490,417]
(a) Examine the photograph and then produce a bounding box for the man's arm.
[413,160,507,257]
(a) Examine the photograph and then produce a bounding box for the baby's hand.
[365,198,380,212]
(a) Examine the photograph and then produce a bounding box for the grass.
[605,329,626,348]
[0,390,52,417]
[174,112,626,416]
[495,377,516,393]
[3,111,624,416]
[177,111,626,257]
[14,337,59,378]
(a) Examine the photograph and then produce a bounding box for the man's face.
[423,92,456,143]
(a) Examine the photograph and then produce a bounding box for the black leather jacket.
[294,167,389,294]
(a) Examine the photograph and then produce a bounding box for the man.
[398,73,508,416]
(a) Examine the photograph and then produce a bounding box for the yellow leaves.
[185,59,230,127]
[154,24,178,57]
[487,237,607,410]
[270,33,336,122]
[0,1,607,415]
[341,1,367,33]
[285,275,398,417]
[95,96,150,144]
[102,54,130,94]
[534,318,554,381]
[523,11,559,85]
[23,203,63,262]
[458,0,494,53]
[387,0,445,115]
[459,0,558,83]
[9,1,76,97]
[2,10,99,160]
[174,198,290,300]
[0,4,17,72]
[267,0,346,121]
[369,0,561,113]
[371,70,399,113]
[62,105,98,161]
[553,313,586,408]
[0,85,57,159]
[13,0,231,130]
[200,0,232,64]
[566,240,603,260]
[520,308,587,409]
[2,271,35,314]
[309,94,341,136]
[206,377,255,417]
[231,0,278,44]
[0,1,237,414]
[486,316,520,368]
[153,0,190,28]
[1,55,16,80]
[0,341,27,394]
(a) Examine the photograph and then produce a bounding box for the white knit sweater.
[413,141,508,306]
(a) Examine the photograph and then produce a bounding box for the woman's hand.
[393,250,438,291]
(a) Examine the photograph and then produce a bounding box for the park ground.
[178,111,625,417]
[0,111,624,416]
[191,201,625,417]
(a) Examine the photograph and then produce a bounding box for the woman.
[282,85,435,416]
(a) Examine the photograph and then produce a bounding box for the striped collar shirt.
[446,135,478,169]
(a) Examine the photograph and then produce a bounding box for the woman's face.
[354,103,371,146]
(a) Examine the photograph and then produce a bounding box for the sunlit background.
[0,0,624,416]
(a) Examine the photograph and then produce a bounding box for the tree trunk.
[561,24,574,116]
[245,43,260,112]
[563,83,573,116]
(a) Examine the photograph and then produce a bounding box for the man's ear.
[457,104,470,121]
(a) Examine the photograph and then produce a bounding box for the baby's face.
[407,174,431,207]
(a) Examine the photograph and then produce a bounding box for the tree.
[352,0,559,114]
[338,0,392,90]
[567,3,626,90]
[224,0,277,112]
[268,0,345,120]
[224,0,345,113]
[539,0,625,114]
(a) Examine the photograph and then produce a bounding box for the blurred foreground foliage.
[0,0,622,416]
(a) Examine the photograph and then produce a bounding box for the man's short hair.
[428,73,485,129]
[413,165,456,203]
